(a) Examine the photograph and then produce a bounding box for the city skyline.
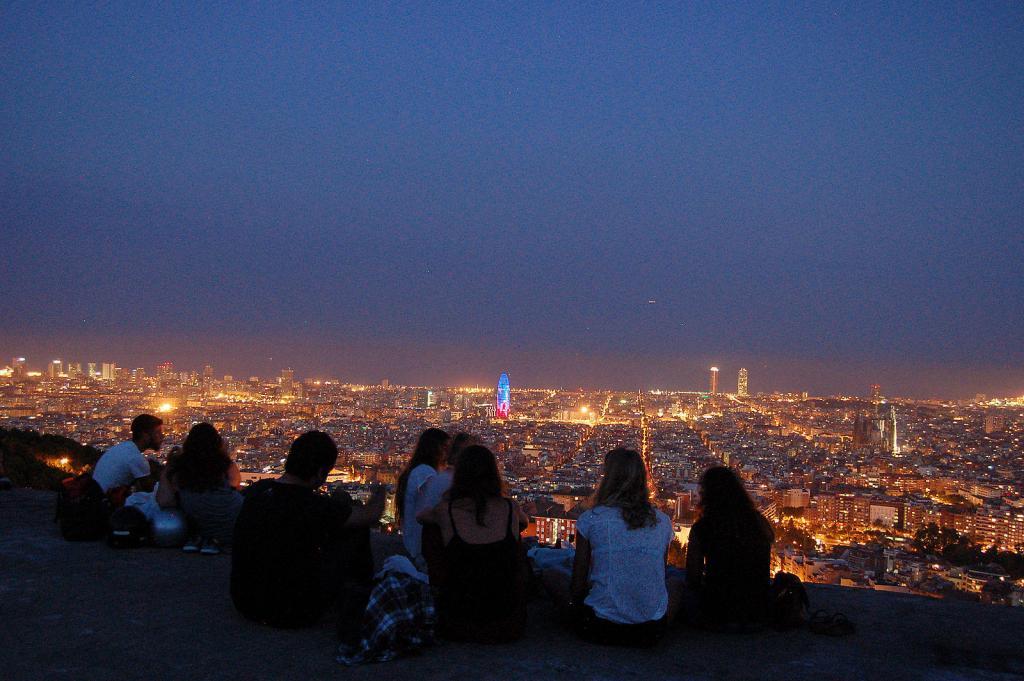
[5,349,1023,403]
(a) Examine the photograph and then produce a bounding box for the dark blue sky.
[2,3,1022,397]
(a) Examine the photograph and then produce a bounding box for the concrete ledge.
[2,489,1023,681]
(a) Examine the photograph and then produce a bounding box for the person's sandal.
[200,538,222,555]
[809,610,855,636]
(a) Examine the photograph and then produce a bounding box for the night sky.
[2,3,1022,397]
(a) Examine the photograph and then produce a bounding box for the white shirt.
[401,464,437,560]
[576,505,673,624]
[92,440,150,492]
[419,468,453,515]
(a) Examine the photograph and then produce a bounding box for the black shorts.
[574,604,666,647]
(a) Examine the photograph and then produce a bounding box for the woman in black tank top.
[418,445,528,642]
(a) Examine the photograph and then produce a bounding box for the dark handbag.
[55,473,110,541]
[769,571,809,630]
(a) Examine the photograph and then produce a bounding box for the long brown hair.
[592,448,656,529]
[698,466,774,543]
[396,427,450,521]
[169,422,230,492]
[448,444,504,526]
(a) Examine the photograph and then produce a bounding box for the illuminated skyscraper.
[886,404,900,454]
[12,357,26,378]
[870,384,882,401]
[279,368,295,397]
[101,362,116,381]
[48,359,62,379]
[87,362,97,378]
[737,368,748,397]
[709,367,719,395]
[496,372,511,419]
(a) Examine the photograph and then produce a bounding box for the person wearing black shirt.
[231,431,385,630]
[686,466,774,629]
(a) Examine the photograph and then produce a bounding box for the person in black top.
[231,431,385,631]
[417,445,529,642]
[686,466,774,629]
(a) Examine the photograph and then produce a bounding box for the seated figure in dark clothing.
[686,466,774,630]
[231,431,385,632]
[417,444,529,643]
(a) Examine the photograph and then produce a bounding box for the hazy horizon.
[4,330,1021,400]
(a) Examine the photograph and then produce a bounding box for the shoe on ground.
[200,538,222,555]
[182,536,202,553]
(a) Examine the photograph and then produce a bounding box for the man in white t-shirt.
[92,414,164,493]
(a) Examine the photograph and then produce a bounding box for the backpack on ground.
[769,571,809,630]
[55,473,110,541]
[107,506,149,549]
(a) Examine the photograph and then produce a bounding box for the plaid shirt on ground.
[337,571,436,665]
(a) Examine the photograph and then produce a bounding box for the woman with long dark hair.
[543,448,681,647]
[396,427,450,565]
[417,444,529,642]
[686,465,775,628]
[156,422,242,554]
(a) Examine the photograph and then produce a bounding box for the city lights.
[0,355,1022,605]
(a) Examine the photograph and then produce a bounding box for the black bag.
[769,571,809,630]
[55,473,110,541]
[107,506,149,549]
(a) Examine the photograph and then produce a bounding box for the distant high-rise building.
[68,362,82,378]
[870,384,882,401]
[856,403,899,453]
[709,367,719,395]
[983,413,1006,434]
[48,359,62,379]
[885,404,899,454]
[202,365,214,380]
[279,368,295,396]
[737,368,748,397]
[419,389,435,409]
[380,379,389,388]
[86,362,97,378]
[101,362,116,381]
[12,357,26,378]
[496,372,511,419]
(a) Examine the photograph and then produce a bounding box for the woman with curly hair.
[156,422,242,554]
[544,448,683,647]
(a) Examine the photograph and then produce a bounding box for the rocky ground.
[2,488,1022,681]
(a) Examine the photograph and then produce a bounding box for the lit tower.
[709,366,719,395]
[496,372,511,419]
[638,390,654,486]
[737,368,748,397]
[886,404,900,454]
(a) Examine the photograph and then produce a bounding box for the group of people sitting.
[90,415,777,650]
[393,427,776,645]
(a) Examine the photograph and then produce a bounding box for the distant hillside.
[0,428,101,490]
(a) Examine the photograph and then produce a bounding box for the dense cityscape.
[2,355,1022,606]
